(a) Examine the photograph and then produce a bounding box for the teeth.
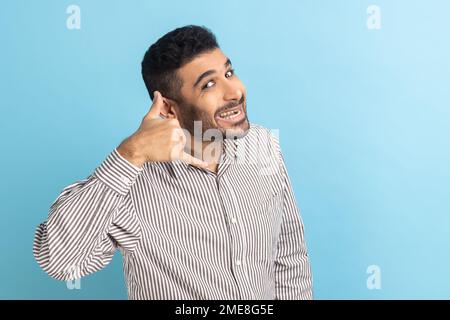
[219,109,240,119]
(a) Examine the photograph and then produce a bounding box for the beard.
[176,95,250,141]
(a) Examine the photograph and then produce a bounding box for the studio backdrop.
[0,0,449,299]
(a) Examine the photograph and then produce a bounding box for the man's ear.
[160,96,179,119]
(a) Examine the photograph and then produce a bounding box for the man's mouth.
[215,103,246,124]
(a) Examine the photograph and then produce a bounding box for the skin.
[117,48,250,173]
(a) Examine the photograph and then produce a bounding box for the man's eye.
[201,69,235,91]
[226,69,235,78]
[202,81,215,90]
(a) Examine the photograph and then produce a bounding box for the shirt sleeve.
[271,135,314,300]
[33,148,143,281]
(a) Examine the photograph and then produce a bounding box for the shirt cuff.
[93,148,144,195]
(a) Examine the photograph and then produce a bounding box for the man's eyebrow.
[193,58,232,88]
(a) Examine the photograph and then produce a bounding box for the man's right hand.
[117,91,208,169]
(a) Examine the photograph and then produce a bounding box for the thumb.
[180,152,209,169]
[145,91,164,119]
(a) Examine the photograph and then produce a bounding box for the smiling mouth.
[215,103,245,120]
[218,108,241,119]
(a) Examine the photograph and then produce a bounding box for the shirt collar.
[165,137,240,178]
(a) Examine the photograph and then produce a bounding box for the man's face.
[173,48,250,139]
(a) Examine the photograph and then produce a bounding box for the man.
[33,25,313,299]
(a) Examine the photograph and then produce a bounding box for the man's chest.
[129,164,284,257]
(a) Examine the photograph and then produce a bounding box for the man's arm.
[272,136,313,300]
[33,149,143,281]
[33,91,206,281]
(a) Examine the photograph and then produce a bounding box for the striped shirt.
[33,123,313,300]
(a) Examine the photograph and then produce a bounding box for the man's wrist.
[117,139,146,167]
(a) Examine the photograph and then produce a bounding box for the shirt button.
[236,260,241,266]
[231,217,237,224]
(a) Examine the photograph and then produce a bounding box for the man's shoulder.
[248,122,270,134]
[239,123,282,164]
[240,123,284,177]
[246,123,280,149]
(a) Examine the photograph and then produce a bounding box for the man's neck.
[187,138,223,174]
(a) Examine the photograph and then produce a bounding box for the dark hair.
[141,25,219,101]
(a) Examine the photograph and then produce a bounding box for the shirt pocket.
[253,189,284,254]
[257,189,282,216]
[265,190,283,232]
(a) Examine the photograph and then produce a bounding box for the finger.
[170,128,186,147]
[145,91,164,120]
[180,152,209,169]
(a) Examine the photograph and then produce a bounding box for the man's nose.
[223,82,243,102]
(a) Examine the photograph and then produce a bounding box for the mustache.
[215,95,245,116]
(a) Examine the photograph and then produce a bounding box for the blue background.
[1,0,449,299]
